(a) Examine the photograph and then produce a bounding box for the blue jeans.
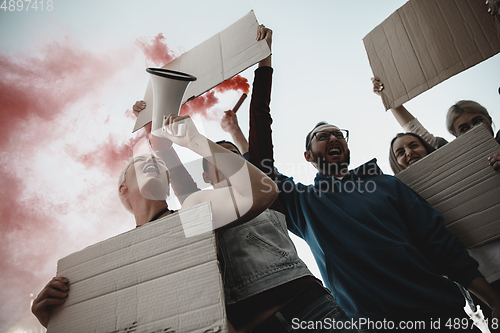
[249,283,358,332]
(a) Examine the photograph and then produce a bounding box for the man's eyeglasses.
[307,129,349,150]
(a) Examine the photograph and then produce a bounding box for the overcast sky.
[0,0,498,329]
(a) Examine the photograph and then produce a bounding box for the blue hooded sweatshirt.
[276,159,481,321]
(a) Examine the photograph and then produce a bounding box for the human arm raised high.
[163,115,279,229]
[132,100,200,203]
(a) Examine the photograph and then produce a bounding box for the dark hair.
[389,132,435,174]
[202,140,241,173]
[305,121,331,150]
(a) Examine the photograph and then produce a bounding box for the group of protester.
[372,76,500,326]
[31,20,499,333]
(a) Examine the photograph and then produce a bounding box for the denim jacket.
[217,209,312,305]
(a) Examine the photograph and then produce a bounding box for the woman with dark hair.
[372,77,500,171]
[375,78,500,327]
[389,132,435,174]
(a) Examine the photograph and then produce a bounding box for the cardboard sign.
[47,202,228,333]
[396,125,500,248]
[364,0,500,110]
[134,10,271,132]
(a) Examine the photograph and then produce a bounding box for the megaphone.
[146,68,197,138]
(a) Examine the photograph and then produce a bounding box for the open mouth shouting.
[143,163,160,175]
[327,145,342,156]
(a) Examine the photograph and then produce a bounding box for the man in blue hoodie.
[270,121,500,332]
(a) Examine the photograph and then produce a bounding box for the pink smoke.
[180,75,250,118]
[215,74,250,94]
[135,33,177,67]
[73,132,146,176]
[136,33,250,119]
[1,31,253,327]
[0,38,134,329]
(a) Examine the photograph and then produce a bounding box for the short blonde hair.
[118,157,135,213]
[446,100,492,137]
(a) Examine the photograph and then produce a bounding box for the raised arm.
[218,24,272,157]
[162,115,278,229]
[371,77,415,126]
[220,110,249,155]
[247,25,288,215]
[372,77,446,149]
[248,24,273,176]
[133,101,200,203]
[256,24,272,68]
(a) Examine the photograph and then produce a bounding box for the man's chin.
[320,163,349,176]
[318,156,350,175]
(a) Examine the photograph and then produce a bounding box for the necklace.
[149,206,174,222]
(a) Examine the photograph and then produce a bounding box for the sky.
[0,0,498,329]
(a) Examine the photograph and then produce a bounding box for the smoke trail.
[214,74,250,94]
[179,90,219,118]
[72,132,146,176]
[0,165,64,328]
[0,30,251,329]
[135,33,177,67]
[0,38,134,329]
[180,75,250,118]
[135,33,250,119]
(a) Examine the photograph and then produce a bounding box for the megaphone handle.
[162,115,186,136]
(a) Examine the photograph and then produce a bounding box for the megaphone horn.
[146,68,197,138]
